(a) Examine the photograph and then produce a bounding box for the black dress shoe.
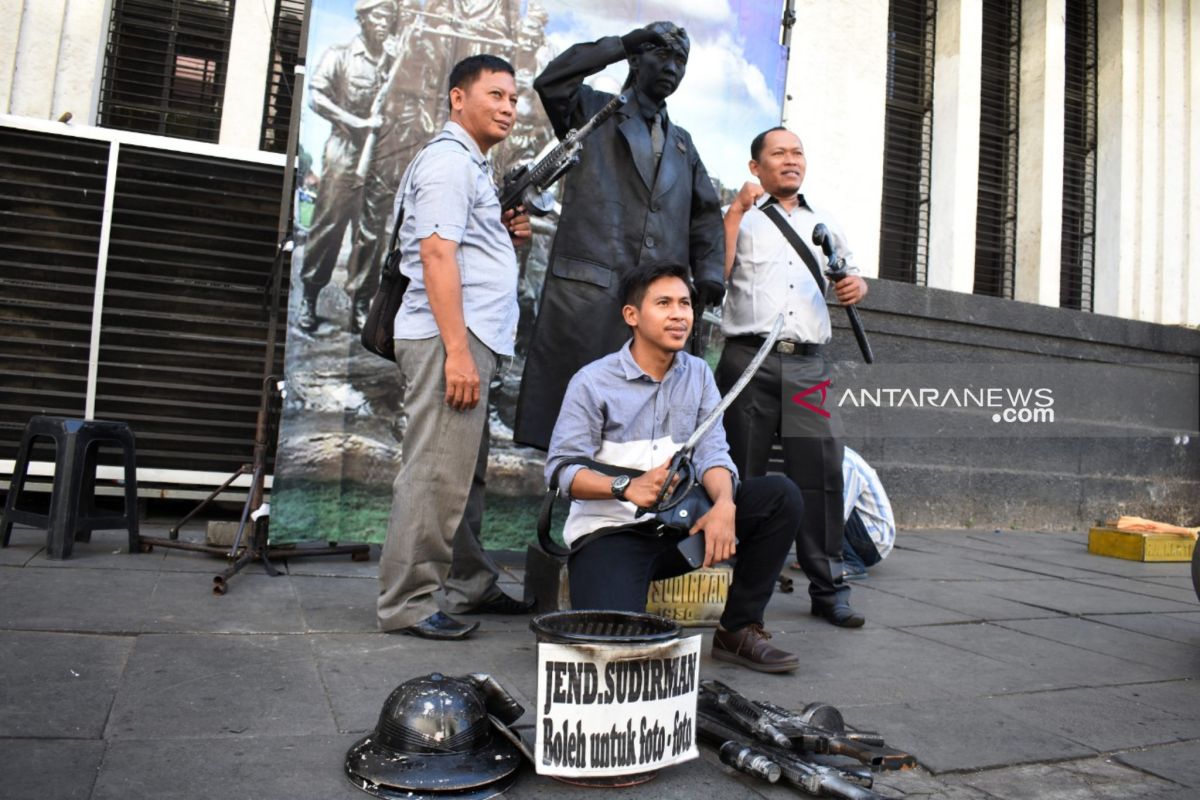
[463,592,536,615]
[811,602,866,628]
[400,611,479,640]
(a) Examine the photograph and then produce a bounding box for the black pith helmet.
[345,673,520,799]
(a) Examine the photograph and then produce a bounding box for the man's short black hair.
[447,54,514,108]
[750,126,789,161]
[620,263,694,311]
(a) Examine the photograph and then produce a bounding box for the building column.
[52,0,110,123]
[0,0,25,113]
[926,0,982,294]
[1136,0,1163,323]
[1093,0,1139,320]
[218,0,275,150]
[1188,0,1200,326]
[1158,0,1187,325]
[8,0,67,119]
[1014,0,1066,306]
[784,0,889,277]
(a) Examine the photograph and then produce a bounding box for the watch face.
[612,475,630,497]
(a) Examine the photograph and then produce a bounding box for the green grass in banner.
[270,480,563,550]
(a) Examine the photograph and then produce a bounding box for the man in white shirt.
[719,127,869,628]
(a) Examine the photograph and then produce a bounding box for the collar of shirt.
[439,120,488,169]
[617,339,683,383]
[758,192,809,212]
[630,89,667,127]
[349,35,383,67]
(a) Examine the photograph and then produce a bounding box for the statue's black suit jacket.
[514,35,725,450]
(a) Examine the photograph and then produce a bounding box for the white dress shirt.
[721,193,860,344]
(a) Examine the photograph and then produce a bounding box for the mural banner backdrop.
[272,0,788,544]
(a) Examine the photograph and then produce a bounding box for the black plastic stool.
[1,416,139,559]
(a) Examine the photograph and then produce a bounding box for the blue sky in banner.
[301,0,787,189]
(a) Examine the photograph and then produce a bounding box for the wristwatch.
[611,474,631,500]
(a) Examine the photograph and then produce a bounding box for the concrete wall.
[828,280,1200,530]
[0,0,273,146]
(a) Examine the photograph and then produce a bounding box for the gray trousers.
[377,333,503,630]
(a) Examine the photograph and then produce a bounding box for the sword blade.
[682,314,784,452]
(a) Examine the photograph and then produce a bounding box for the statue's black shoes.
[811,603,866,628]
[463,592,536,615]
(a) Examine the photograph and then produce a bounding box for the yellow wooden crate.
[645,567,731,627]
[1087,527,1197,562]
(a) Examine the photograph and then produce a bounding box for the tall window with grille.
[260,0,305,153]
[1060,0,1097,311]
[878,0,936,285]
[973,0,1020,298]
[98,0,236,143]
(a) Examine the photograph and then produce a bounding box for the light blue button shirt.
[392,121,519,357]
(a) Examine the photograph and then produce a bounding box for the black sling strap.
[536,458,646,558]
[760,201,826,295]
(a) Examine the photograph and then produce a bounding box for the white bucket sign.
[534,636,701,777]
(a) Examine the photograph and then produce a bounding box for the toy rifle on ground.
[698,680,915,800]
[499,92,625,215]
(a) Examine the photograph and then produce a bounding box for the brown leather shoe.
[712,624,799,673]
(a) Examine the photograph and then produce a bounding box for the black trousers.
[568,475,801,632]
[716,340,849,607]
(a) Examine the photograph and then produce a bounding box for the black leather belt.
[726,335,821,356]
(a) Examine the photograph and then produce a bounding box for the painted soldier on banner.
[298,0,395,334]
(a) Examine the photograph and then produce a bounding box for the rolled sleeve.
[407,144,474,243]
[692,367,738,480]
[545,372,603,494]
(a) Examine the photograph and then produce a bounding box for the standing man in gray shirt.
[377,54,532,640]
[719,127,869,628]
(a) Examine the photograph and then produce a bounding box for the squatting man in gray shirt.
[376,54,534,641]
[546,263,804,673]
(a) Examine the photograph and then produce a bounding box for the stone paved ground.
[1,522,1197,799]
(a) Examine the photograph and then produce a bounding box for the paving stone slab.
[1113,741,1200,789]
[1084,613,1200,646]
[872,768,997,799]
[0,738,106,800]
[954,550,1111,581]
[0,567,159,633]
[840,583,978,628]
[865,579,1067,623]
[91,734,364,800]
[1102,680,1200,719]
[856,547,1040,582]
[982,687,1200,752]
[957,757,1182,799]
[997,617,1198,678]
[22,528,161,570]
[0,630,133,737]
[974,578,1198,616]
[1074,576,1200,605]
[142,572,306,633]
[1040,552,1194,579]
[283,545,380,577]
[0,529,45,564]
[712,626,1013,706]
[845,697,1094,773]
[311,628,541,734]
[292,574,378,633]
[105,633,337,739]
[907,623,1166,692]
